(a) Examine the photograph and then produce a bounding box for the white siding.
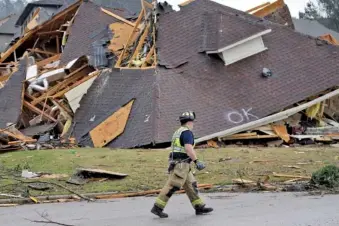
[221,36,267,66]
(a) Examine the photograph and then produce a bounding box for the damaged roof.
[92,0,152,16]
[60,1,117,64]
[0,59,26,129]
[73,0,339,148]
[201,11,267,52]
[15,0,76,26]
[0,14,20,35]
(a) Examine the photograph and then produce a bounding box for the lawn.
[1,147,339,197]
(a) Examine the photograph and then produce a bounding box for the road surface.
[1,192,339,226]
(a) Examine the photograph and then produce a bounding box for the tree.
[300,0,339,31]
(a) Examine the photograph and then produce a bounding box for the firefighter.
[151,111,213,218]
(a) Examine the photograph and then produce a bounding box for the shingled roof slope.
[73,0,339,148]
[0,59,26,129]
[73,69,157,148]
[60,1,117,64]
[201,11,267,52]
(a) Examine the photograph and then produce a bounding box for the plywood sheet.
[90,100,134,148]
[109,22,135,53]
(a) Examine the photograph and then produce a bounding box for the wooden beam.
[31,65,89,105]
[29,48,56,56]
[142,45,154,67]
[52,70,100,98]
[143,0,153,9]
[221,134,278,140]
[36,54,61,68]
[23,101,57,122]
[253,0,285,18]
[56,36,60,54]
[179,0,195,7]
[128,24,150,67]
[37,30,63,36]
[115,10,144,68]
[101,8,136,27]
[246,2,271,13]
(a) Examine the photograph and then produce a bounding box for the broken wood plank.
[143,0,153,9]
[56,36,60,54]
[141,44,154,67]
[115,9,144,67]
[179,0,196,7]
[109,23,135,53]
[222,134,278,141]
[37,30,63,36]
[272,172,311,180]
[252,0,285,18]
[23,101,57,122]
[101,8,135,27]
[36,54,61,68]
[31,65,89,105]
[29,48,56,56]
[128,24,150,67]
[272,124,290,142]
[246,2,270,13]
[52,70,99,99]
[90,100,134,148]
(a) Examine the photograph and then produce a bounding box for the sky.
[164,0,311,18]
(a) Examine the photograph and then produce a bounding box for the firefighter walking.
[151,111,213,218]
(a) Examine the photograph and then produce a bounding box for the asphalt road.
[1,192,339,226]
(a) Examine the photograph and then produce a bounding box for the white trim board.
[206,29,272,54]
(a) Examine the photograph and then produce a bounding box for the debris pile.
[1,0,339,150]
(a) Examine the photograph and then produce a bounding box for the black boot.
[151,205,169,218]
[195,204,214,215]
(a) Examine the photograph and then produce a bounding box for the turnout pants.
[154,162,204,210]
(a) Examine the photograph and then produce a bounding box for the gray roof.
[293,18,339,40]
[0,59,27,129]
[0,14,20,35]
[73,0,339,148]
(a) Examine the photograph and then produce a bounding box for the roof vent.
[201,12,271,66]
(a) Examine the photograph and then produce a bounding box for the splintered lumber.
[246,2,270,13]
[252,0,285,17]
[90,100,134,148]
[29,48,56,56]
[222,134,278,140]
[141,45,155,67]
[95,184,212,199]
[31,64,89,105]
[37,30,63,36]
[232,179,256,185]
[115,9,144,67]
[179,0,196,6]
[143,0,153,9]
[128,23,150,67]
[272,124,290,142]
[36,54,61,68]
[52,70,99,99]
[272,172,311,180]
[23,101,57,122]
[101,8,135,27]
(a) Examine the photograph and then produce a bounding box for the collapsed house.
[1,0,339,151]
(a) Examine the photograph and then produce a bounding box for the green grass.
[1,147,339,197]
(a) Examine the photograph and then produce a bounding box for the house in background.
[293,18,339,45]
[15,0,76,34]
[0,14,20,54]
